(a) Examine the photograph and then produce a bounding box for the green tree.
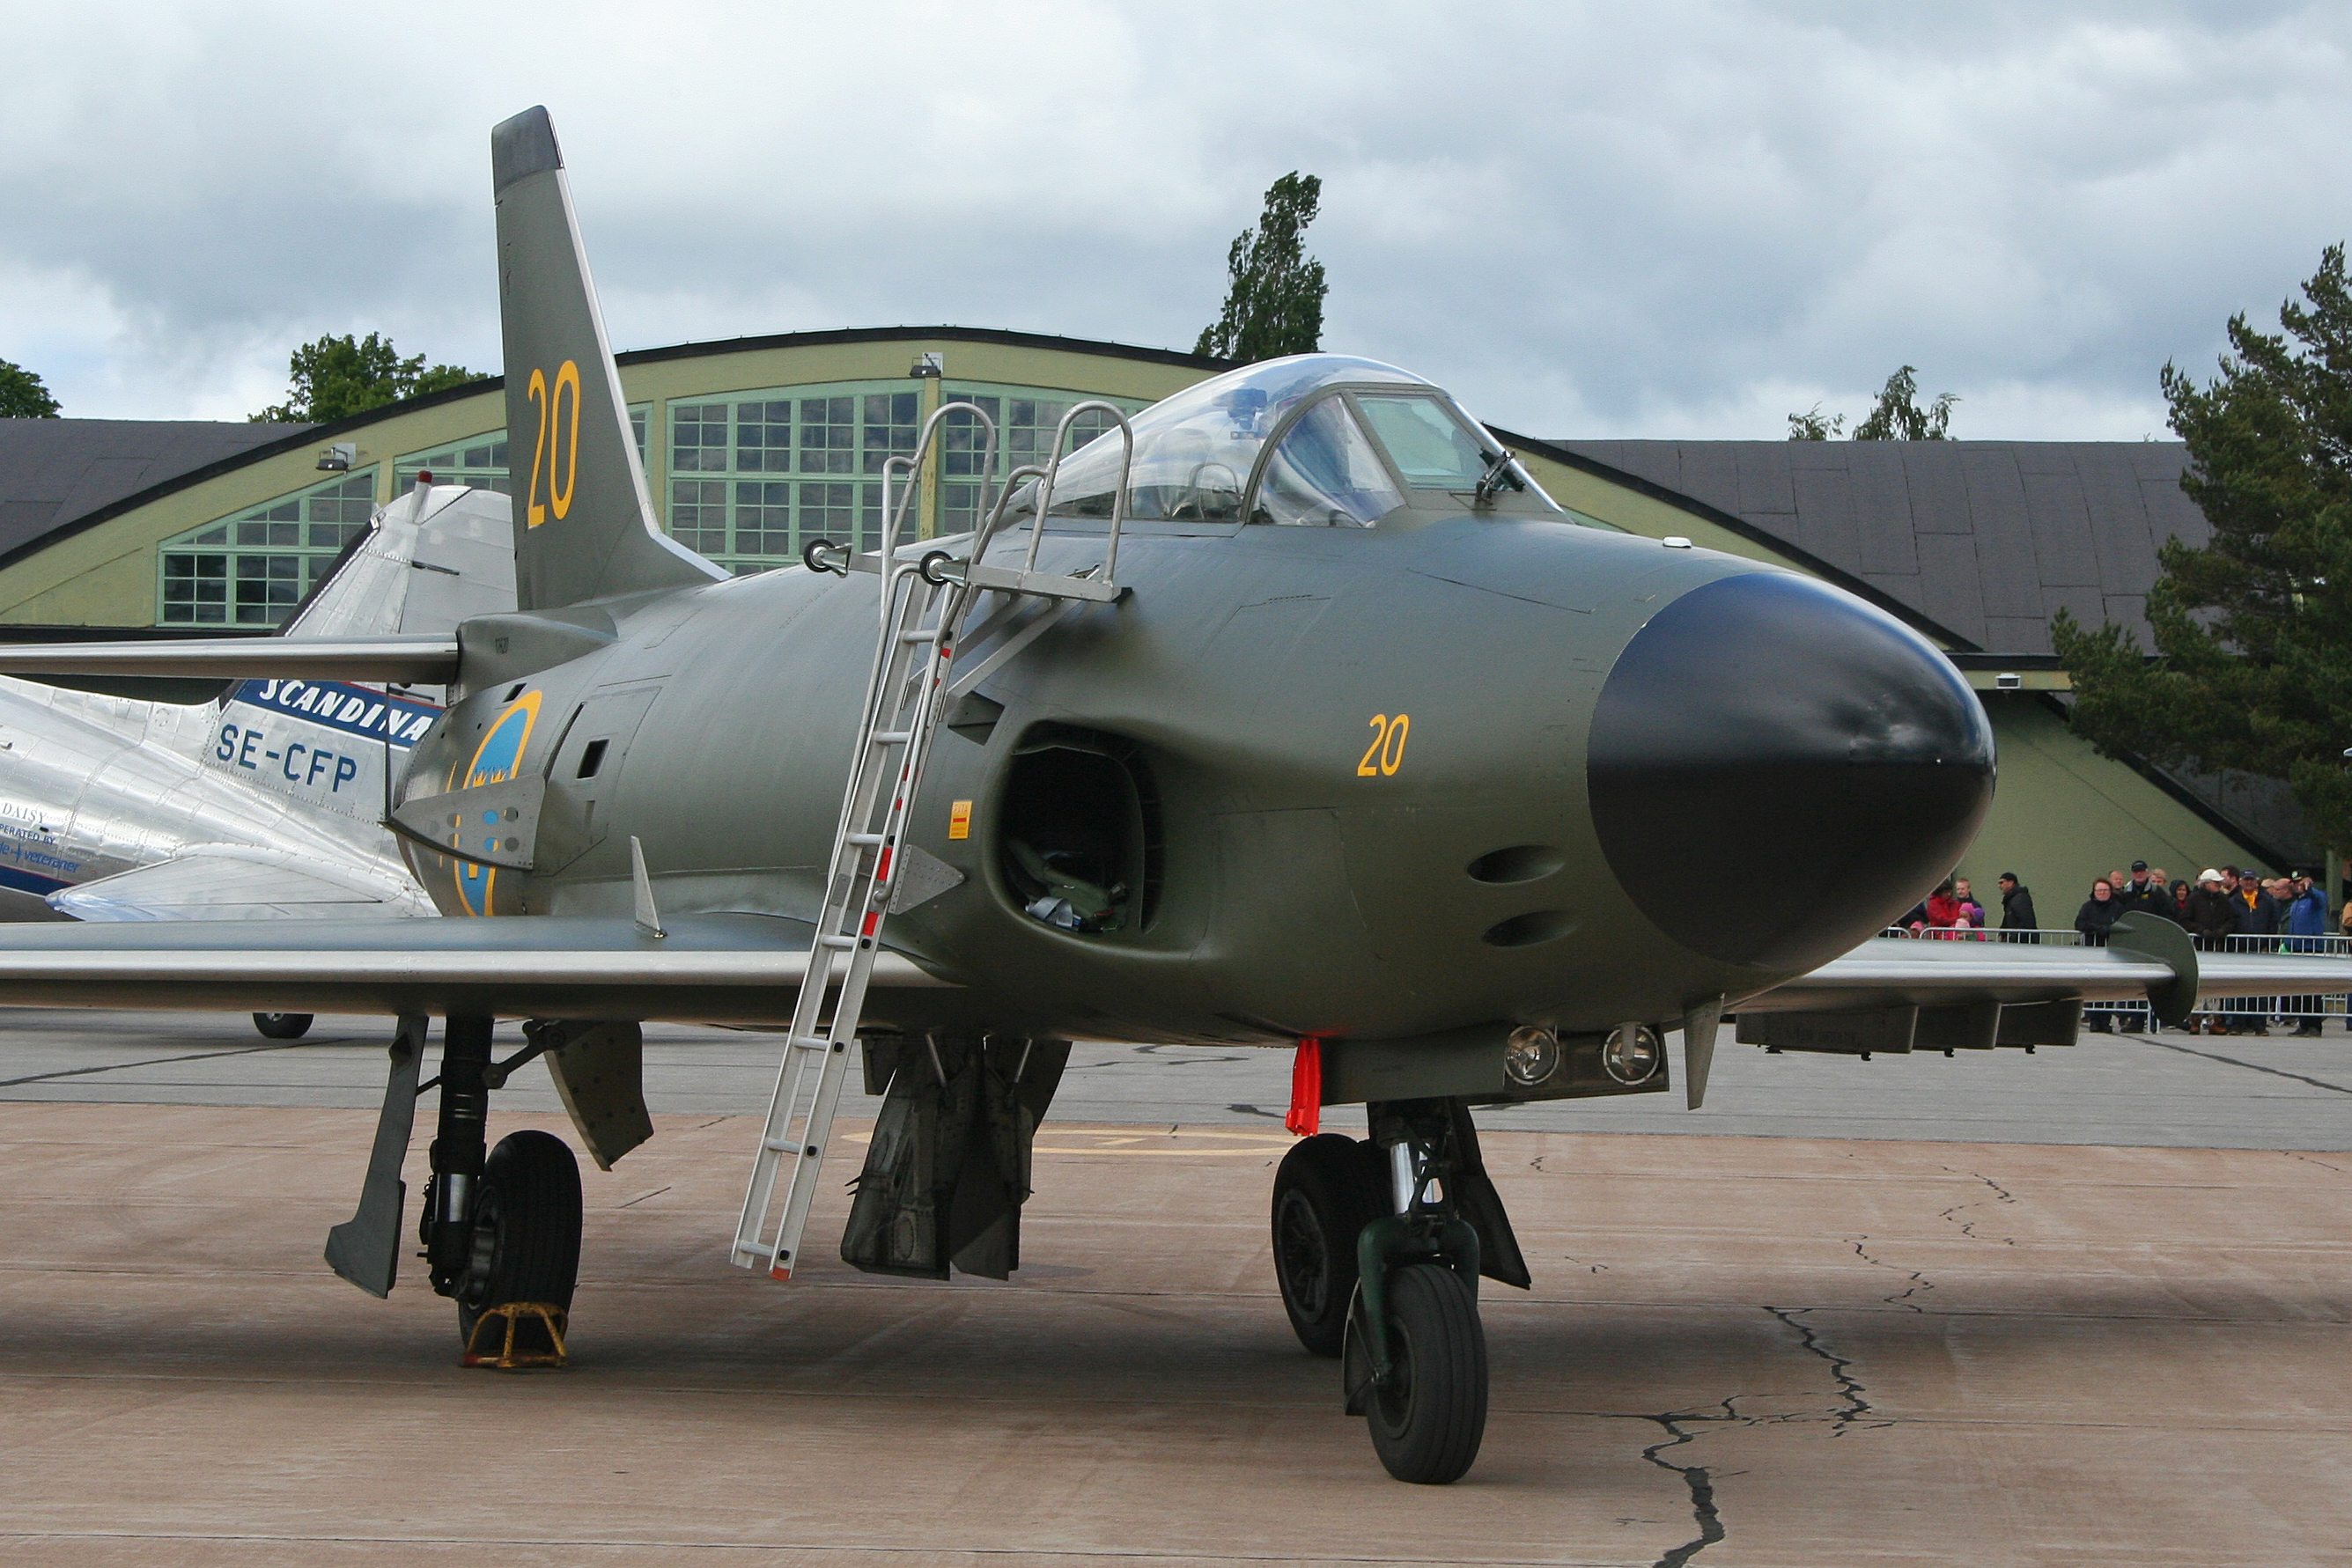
[1786,365,1958,440]
[251,332,480,423]
[1195,173,1327,364]
[2052,244,2352,849]
[0,357,61,417]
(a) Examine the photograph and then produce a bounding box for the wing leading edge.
[0,912,951,1024]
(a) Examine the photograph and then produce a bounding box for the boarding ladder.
[731,400,1135,1278]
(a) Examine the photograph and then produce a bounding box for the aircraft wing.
[0,912,950,1023]
[1745,931,2352,1011]
[0,636,461,683]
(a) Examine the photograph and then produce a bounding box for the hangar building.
[0,327,2300,912]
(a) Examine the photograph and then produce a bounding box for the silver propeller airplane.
[0,107,2343,1484]
[0,485,512,1027]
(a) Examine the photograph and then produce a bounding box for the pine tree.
[1195,173,1327,364]
[2053,245,2352,848]
[0,357,60,418]
[251,333,479,423]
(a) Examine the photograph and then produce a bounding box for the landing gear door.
[535,682,664,873]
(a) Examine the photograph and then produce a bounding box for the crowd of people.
[1893,861,2339,1036]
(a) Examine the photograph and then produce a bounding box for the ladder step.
[873,731,911,745]
[763,1137,822,1156]
[844,833,884,846]
[900,629,940,644]
[818,934,859,950]
[789,1034,834,1052]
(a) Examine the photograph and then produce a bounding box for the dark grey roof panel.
[1736,448,1795,518]
[1545,438,2201,656]
[1902,445,1975,534]
[1960,450,2042,619]
[2020,469,2100,588]
[0,418,310,559]
[1848,460,1919,576]
[1788,465,1859,567]
[1912,531,1987,644]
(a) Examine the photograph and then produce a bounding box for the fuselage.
[0,675,425,918]
[399,501,1994,1043]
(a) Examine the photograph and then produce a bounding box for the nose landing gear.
[1271,1099,1516,1484]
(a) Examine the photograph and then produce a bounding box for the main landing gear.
[1271,1098,1523,1484]
[326,1015,588,1363]
[419,1018,583,1358]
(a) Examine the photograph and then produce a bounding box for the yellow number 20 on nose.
[1357,713,1409,777]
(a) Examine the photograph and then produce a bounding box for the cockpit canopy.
[1000,354,1559,528]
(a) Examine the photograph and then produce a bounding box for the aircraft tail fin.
[491,107,723,612]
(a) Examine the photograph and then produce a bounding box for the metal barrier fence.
[1876,924,2348,1029]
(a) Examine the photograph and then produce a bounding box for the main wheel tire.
[1272,1133,1387,1358]
[455,1130,583,1346]
[1360,1262,1488,1485]
[252,1012,313,1040]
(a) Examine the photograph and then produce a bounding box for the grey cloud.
[1,0,2346,439]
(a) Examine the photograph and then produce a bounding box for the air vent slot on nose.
[1466,844,1566,885]
[1482,909,1576,948]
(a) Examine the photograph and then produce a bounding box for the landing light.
[1503,1026,1561,1087]
[1602,1023,1663,1085]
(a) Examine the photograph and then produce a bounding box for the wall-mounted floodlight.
[1995,673,2022,689]
[316,442,357,472]
[911,352,944,378]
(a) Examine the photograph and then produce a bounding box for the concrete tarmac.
[0,1010,2347,1564]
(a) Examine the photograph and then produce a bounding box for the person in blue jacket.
[2282,871,2332,1034]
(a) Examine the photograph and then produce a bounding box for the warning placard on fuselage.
[210,679,442,822]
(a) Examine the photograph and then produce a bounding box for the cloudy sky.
[2,1,2346,440]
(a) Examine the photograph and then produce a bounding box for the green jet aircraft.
[4,107,2347,1484]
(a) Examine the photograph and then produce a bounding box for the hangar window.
[396,434,510,493]
[670,480,727,553]
[393,409,641,495]
[673,403,729,473]
[732,482,793,556]
[656,380,1146,573]
[861,392,920,475]
[734,401,793,472]
[158,469,379,626]
[798,397,857,474]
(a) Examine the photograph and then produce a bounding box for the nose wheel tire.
[454,1130,582,1350]
[252,1012,313,1040]
[1347,1262,1488,1484]
[1271,1134,1387,1358]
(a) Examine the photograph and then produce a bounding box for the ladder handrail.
[879,401,1002,583]
[1021,401,1136,579]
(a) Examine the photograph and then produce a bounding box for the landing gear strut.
[1272,1099,1513,1484]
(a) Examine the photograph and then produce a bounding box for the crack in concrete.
[1846,1236,1932,1311]
[1764,1306,1885,1437]
[1223,1102,1281,1120]
[1633,1403,1736,1568]
[1620,1304,1899,1567]
[1936,1168,2021,1246]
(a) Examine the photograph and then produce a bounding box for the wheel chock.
[461,1302,570,1370]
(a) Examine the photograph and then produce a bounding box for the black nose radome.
[1587,571,1994,973]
